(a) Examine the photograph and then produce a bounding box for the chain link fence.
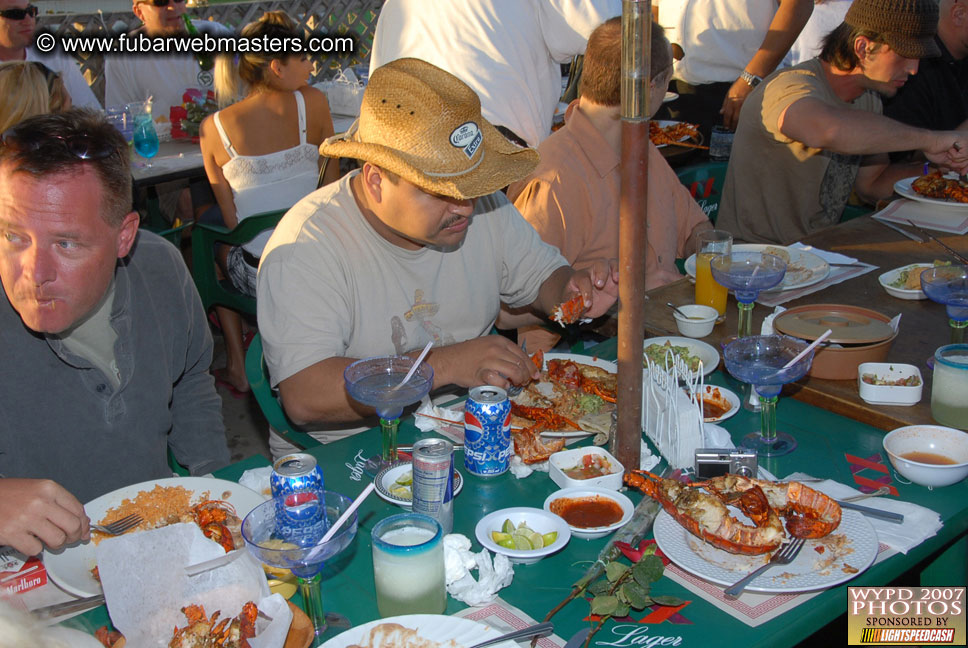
[37,0,382,105]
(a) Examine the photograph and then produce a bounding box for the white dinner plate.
[894,176,968,208]
[374,460,463,508]
[643,336,720,377]
[877,263,933,300]
[684,244,831,293]
[523,352,617,438]
[320,614,516,648]
[697,384,740,423]
[652,119,694,148]
[653,508,877,593]
[43,477,265,597]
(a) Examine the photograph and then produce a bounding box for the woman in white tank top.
[200,11,339,396]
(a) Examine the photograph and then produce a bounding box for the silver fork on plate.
[507,341,528,397]
[724,537,806,599]
[90,512,143,535]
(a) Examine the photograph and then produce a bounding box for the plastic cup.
[695,229,732,316]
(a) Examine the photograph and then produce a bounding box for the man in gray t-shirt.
[258,59,618,452]
[718,0,968,245]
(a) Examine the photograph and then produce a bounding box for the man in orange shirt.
[506,17,711,351]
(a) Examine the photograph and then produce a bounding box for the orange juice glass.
[695,230,732,316]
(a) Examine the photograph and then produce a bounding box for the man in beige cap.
[718,0,968,245]
[256,58,618,455]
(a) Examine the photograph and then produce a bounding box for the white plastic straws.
[391,340,434,391]
[783,329,832,369]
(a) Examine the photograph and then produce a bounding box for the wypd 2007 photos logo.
[848,587,965,645]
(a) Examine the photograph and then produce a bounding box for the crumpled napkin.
[414,399,462,434]
[789,242,858,265]
[784,473,943,554]
[443,534,514,606]
[239,466,273,500]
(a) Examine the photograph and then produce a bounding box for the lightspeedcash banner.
[848,587,965,645]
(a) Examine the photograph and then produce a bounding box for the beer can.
[411,438,454,535]
[463,386,512,477]
[270,453,327,546]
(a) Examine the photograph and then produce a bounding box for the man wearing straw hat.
[257,58,618,455]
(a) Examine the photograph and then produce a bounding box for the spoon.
[468,622,555,648]
[666,302,703,320]
[391,340,433,391]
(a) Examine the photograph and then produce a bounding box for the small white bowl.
[475,507,571,564]
[543,487,634,540]
[883,425,968,488]
[878,263,933,300]
[858,363,923,406]
[548,447,624,490]
[671,304,718,338]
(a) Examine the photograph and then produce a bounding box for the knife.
[837,500,905,523]
[32,593,105,618]
[564,628,591,648]
[905,220,968,265]
[875,218,924,242]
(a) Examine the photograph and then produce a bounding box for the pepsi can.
[270,453,327,545]
[412,438,454,534]
[463,386,512,477]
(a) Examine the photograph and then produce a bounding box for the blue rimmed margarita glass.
[710,252,787,339]
[241,491,356,645]
[344,355,434,475]
[723,335,815,456]
[921,265,968,344]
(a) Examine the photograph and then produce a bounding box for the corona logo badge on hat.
[320,58,538,200]
[844,0,940,59]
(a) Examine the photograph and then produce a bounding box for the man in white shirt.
[369,0,622,148]
[104,0,224,118]
[258,59,619,455]
[0,0,100,108]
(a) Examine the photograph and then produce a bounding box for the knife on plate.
[32,593,105,618]
[837,500,905,523]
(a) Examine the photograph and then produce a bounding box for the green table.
[70,341,968,646]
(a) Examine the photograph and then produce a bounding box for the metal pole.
[615,0,650,473]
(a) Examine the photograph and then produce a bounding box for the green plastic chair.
[190,209,287,316]
[675,160,729,224]
[244,332,321,451]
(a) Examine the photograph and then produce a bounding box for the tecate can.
[411,438,455,534]
[270,453,327,546]
[463,386,512,477]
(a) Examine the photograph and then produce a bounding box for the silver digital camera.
[694,448,758,478]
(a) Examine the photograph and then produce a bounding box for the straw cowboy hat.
[320,58,538,199]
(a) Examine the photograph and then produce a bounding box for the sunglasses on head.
[139,0,187,7]
[1,128,121,162]
[0,4,38,20]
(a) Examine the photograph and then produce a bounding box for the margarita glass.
[242,491,356,645]
[344,355,434,474]
[711,252,787,339]
[921,265,968,344]
[723,335,815,456]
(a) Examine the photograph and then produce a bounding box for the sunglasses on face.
[0,4,38,20]
[1,129,121,162]
[139,0,187,7]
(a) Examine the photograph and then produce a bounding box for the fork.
[724,538,805,598]
[507,341,528,397]
[90,513,143,535]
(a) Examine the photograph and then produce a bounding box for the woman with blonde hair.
[0,61,71,132]
[200,10,338,396]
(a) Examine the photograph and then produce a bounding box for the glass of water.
[372,513,446,616]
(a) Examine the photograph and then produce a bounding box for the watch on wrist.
[740,71,763,88]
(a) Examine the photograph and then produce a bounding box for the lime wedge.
[497,537,515,549]
[528,531,544,549]
[502,519,516,534]
[491,531,512,544]
[513,535,532,550]
[542,531,558,545]
[395,471,413,486]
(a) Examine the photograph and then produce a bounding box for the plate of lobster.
[650,120,704,149]
[895,173,968,207]
[510,352,617,440]
[633,473,878,593]
[44,477,266,598]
